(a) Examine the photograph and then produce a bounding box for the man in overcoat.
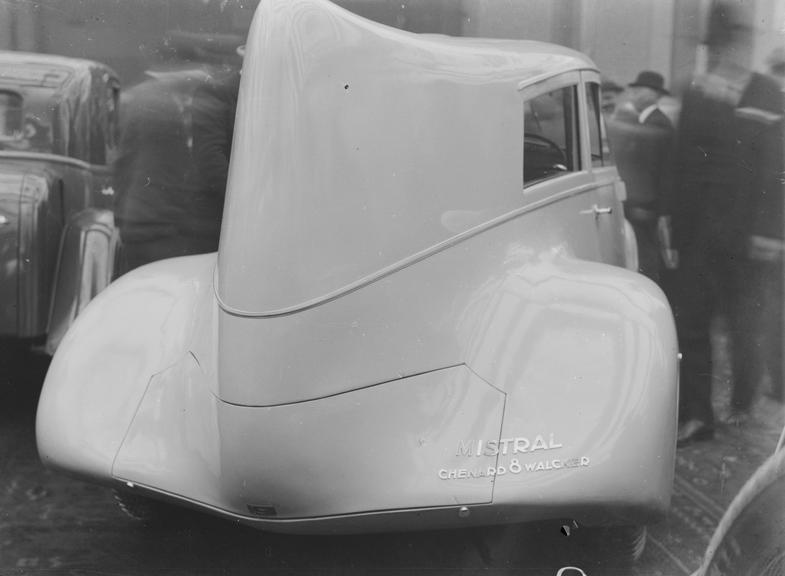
[607,71,675,282]
[670,3,784,444]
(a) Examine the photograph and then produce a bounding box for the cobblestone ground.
[635,326,785,576]
[1,325,783,576]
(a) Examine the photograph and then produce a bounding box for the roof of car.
[0,51,115,91]
[218,0,599,315]
[412,33,596,84]
[242,1,596,90]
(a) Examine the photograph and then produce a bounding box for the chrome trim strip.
[214,363,473,409]
[111,477,492,523]
[17,178,42,336]
[215,179,601,318]
[516,66,597,92]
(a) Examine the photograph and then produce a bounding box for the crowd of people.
[605,2,785,446]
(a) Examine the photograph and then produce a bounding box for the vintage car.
[36,0,678,564]
[0,51,121,354]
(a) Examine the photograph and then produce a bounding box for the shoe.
[723,409,749,426]
[677,419,714,447]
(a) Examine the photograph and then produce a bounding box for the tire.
[600,525,647,564]
[565,524,647,570]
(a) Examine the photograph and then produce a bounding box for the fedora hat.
[766,46,785,74]
[628,71,670,96]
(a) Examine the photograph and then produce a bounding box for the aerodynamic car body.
[0,51,121,353]
[36,0,678,549]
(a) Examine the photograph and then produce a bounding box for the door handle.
[580,204,613,216]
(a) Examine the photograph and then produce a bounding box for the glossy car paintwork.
[37,0,678,534]
[37,256,207,481]
[218,1,595,314]
[45,207,120,354]
[216,181,640,407]
[0,163,68,337]
[0,172,25,331]
[0,52,119,341]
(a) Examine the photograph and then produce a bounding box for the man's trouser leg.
[671,244,716,427]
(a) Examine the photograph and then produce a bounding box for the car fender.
[463,254,679,523]
[44,208,123,353]
[36,253,216,483]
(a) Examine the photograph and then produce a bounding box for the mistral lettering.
[439,433,592,480]
[456,434,563,457]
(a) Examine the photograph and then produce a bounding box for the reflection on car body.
[0,51,121,353]
[36,0,679,567]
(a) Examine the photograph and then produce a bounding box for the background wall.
[1,0,782,93]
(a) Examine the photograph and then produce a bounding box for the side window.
[585,82,611,167]
[0,90,24,139]
[523,85,578,186]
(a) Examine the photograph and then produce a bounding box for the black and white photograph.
[1,1,784,574]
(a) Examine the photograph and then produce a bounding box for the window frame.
[583,80,605,167]
[579,70,613,172]
[519,70,583,190]
[0,89,25,139]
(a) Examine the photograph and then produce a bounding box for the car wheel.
[565,524,647,569]
[598,524,647,564]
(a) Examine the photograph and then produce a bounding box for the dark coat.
[736,73,785,242]
[672,71,784,252]
[115,79,196,243]
[607,106,675,215]
[188,69,241,248]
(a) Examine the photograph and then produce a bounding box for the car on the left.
[0,51,122,355]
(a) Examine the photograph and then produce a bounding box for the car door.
[580,70,628,267]
[520,72,609,265]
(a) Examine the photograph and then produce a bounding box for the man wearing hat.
[607,70,675,282]
[669,1,784,445]
[626,71,673,127]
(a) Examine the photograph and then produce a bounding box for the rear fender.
[35,254,215,483]
[465,256,678,524]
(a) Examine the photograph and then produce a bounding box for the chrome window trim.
[519,70,585,190]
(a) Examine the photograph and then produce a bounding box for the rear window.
[0,90,54,153]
